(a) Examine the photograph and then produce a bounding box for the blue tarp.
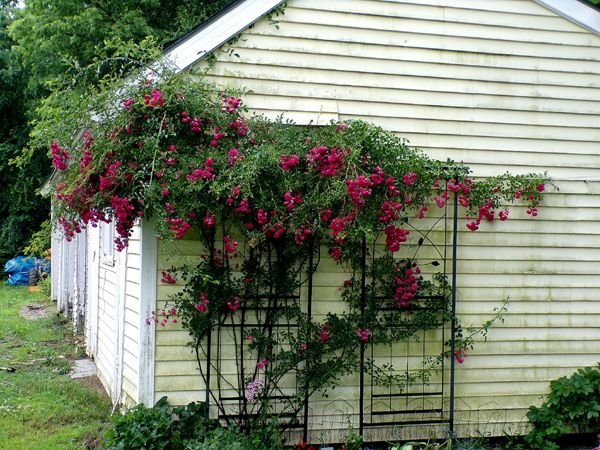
[4,256,50,286]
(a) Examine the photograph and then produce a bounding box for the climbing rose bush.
[48,72,548,430]
[49,75,546,252]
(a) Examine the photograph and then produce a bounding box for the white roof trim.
[535,0,600,35]
[163,0,286,72]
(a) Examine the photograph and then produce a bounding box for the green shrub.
[23,219,51,258]
[103,397,285,450]
[188,422,283,450]
[103,397,214,449]
[525,364,600,449]
[38,275,51,299]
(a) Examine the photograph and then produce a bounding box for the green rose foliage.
[48,71,549,428]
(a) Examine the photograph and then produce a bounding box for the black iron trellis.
[215,294,305,428]
[203,195,459,440]
[203,241,317,436]
[358,193,459,438]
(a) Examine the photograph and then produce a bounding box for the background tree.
[0,0,232,266]
[0,4,43,264]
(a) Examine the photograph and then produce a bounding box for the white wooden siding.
[180,0,600,439]
[95,236,119,400]
[93,223,144,408]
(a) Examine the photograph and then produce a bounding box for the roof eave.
[162,0,286,73]
[535,0,600,35]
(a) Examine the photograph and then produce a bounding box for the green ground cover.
[0,285,112,449]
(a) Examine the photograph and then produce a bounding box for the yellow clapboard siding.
[454,381,550,397]
[486,326,600,341]
[240,30,600,77]
[458,232,600,248]
[155,375,204,392]
[457,286,600,302]
[156,345,198,362]
[465,313,598,329]
[201,63,600,103]
[339,113,600,142]
[208,74,600,117]
[454,273,600,289]
[456,300,600,315]
[457,245,600,262]
[453,366,595,383]
[251,13,597,60]
[244,93,600,130]
[154,391,205,405]
[158,239,206,256]
[218,49,599,90]
[400,134,600,158]
[156,360,199,377]
[282,7,600,47]
[156,330,191,346]
[293,0,562,23]
[452,353,596,369]
[291,0,583,32]
[420,149,600,169]
[456,259,600,275]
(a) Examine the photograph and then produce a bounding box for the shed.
[51,0,600,442]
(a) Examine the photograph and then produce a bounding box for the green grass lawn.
[0,284,112,449]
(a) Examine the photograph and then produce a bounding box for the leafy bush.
[23,219,51,258]
[103,397,285,450]
[188,421,284,450]
[525,364,600,449]
[103,397,215,449]
[38,275,51,299]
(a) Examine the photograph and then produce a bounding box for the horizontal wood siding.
[95,243,119,400]
[154,238,206,403]
[182,0,600,439]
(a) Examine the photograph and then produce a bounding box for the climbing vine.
[47,69,548,433]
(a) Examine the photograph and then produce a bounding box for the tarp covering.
[4,256,50,286]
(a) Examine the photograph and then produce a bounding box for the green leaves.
[526,364,600,449]
[104,397,216,450]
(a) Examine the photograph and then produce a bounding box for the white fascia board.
[163,0,286,73]
[138,219,157,406]
[535,0,600,35]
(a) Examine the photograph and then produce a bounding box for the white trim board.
[138,220,157,406]
[163,0,286,72]
[536,0,600,35]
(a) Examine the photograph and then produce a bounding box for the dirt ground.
[77,374,109,400]
[19,303,50,320]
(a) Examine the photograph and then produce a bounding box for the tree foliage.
[0,5,46,264]
[0,0,233,265]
